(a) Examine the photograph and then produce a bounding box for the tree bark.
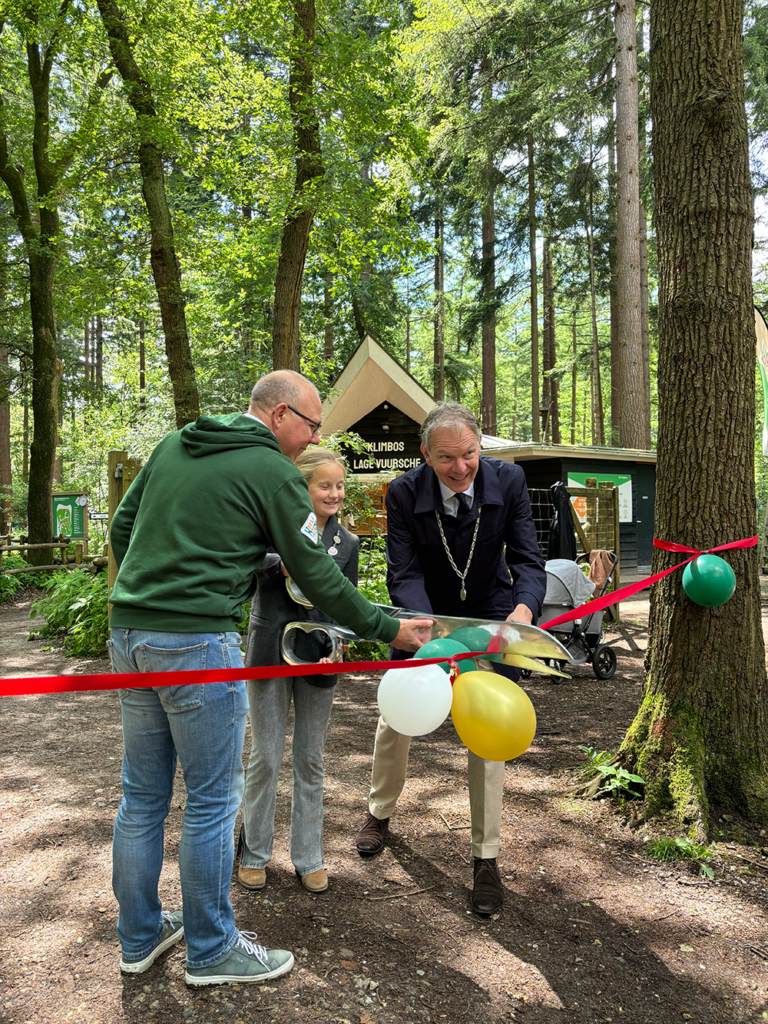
[528,130,540,442]
[614,0,646,447]
[139,318,146,415]
[323,272,334,361]
[623,0,768,828]
[481,182,497,435]
[571,309,578,445]
[544,241,560,443]
[271,0,324,371]
[541,240,552,441]
[607,117,620,444]
[96,315,103,387]
[0,27,64,561]
[433,208,445,401]
[0,340,11,533]
[97,0,200,427]
[586,129,605,446]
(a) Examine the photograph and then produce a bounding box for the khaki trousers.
[367,716,505,860]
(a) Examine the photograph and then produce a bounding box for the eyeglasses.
[287,405,322,435]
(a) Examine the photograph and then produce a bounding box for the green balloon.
[445,626,504,663]
[682,554,736,608]
[415,638,477,674]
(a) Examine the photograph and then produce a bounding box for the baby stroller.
[536,552,619,682]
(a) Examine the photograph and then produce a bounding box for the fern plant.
[30,568,110,656]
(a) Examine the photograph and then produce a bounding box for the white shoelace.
[160,910,176,929]
[236,930,269,966]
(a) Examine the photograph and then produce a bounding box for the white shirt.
[438,480,475,517]
[244,411,269,429]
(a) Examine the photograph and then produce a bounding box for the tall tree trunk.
[433,207,445,401]
[96,315,103,387]
[528,129,540,442]
[623,0,768,828]
[587,130,605,446]
[139,318,146,415]
[481,183,497,435]
[22,369,29,485]
[0,340,11,533]
[405,268,411,374]
[571,309,578,445]
[544,241,560,443]
[614,0,646,447]
[0,37,63,560]
[97,0,200,427]
[638,3,652,449]
[271,0,324,370]
[323,272,334,361]
[84,320,90,385]
[607,116,620,444]
[639,204,651,446]
[541,239,552,441]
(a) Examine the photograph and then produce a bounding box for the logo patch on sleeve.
[300,511,318,544]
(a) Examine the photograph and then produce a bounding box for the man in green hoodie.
[108,370,431,988]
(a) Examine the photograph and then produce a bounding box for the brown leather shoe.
[472,857,503,915]
[298,868,329,893]
[355,813,389,856]
[237,866,266,891]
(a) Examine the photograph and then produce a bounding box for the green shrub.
[646,836,714,878]
[0,554,59,602]
[577,744,645,799]
[30,568,110,656]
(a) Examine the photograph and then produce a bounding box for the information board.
[52,493,87,540]
[567,472,632,524]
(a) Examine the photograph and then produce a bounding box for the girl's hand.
[280,560,289,577]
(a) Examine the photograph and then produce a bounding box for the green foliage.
[0,555,59,602]
[30,568,110,657]
[646,836,714,879]
[349,532,390,661]
[577,745,645,799]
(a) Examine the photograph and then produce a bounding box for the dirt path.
[2,596,768,1024]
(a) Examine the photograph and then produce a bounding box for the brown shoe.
[237,865,266,891]
[298,868,328,893]
[355,813,389,856]
[472,858,503,916]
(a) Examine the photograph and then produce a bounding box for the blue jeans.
[108,628,248,968]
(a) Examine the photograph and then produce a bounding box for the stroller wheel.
[593,645,617,680]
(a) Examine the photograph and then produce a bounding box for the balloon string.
[541,534,757,631]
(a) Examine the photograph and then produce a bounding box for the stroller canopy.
[544,559,596,607]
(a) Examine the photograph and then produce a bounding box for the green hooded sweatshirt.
[109,413,399,643]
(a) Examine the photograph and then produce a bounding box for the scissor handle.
[281,621,343,666]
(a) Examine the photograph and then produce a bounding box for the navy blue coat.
[385,457,546,623]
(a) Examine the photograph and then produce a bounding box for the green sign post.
[52,492,88,544]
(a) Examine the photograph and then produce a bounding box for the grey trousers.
[367,716,505,859]
[241,677,335,876]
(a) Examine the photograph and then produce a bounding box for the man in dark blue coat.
[355,402,546,915]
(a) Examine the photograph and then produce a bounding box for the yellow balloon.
[451,670,537,761]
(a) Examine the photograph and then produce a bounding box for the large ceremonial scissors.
[280,579,574,676]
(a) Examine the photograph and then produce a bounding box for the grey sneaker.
[120,910,184,974]
[185,931,294,987]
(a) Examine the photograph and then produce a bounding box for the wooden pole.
[108,450,142,614]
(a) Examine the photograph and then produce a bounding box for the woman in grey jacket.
[238,449,358,893]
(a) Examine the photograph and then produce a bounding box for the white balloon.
[377,664,454,737]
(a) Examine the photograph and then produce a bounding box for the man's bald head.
[248,370,323,461]
[249,370,317,413]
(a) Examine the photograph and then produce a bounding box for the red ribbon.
[539,535,757,630]
[1,535,756,697]
[0,652,486,699]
